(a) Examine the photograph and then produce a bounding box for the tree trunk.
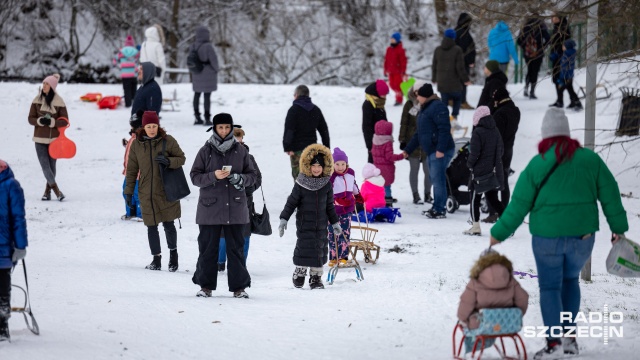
[433,0,447,36]
[167,0,180,83]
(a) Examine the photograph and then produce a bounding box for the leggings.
[193,92,211,116]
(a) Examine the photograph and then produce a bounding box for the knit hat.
[473,106,491,126]
[417,83,434,98]
[212,113,233,127]
[124,35,135,47]
[541,108,571,139]
[332,147,348,164]
[376,79,389,97]
[43,73,60,91]
[142,111,160,126]
[311,153,325,168]
[492,87,510,102]
[444,28,457,39]
[485,60,500,74]
[362,163,381,179]
[391,32,402,43]
[129,115,142,130]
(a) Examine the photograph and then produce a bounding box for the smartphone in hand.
[222,165,232,172]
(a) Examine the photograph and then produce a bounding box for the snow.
[1,60,639,359]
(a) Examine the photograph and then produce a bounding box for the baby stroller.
[444,137,472,214]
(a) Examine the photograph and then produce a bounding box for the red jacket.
[384,43,407,75]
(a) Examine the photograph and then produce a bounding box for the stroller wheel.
[446,196,458,213]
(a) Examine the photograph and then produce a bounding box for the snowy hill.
[0,59,639,359]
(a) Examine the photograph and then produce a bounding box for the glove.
[399,142,407,151]
[331,223,343,237]
[39,117,52,126]
[278,218,288,237]
[228,173,244,186]
[12,248,26,263]
[155,155,170,166]
[125,194,133,209]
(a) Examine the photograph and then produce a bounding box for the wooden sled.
[162,89,179,112]
[349,225,380,264]
[327,236,364,285]
[579,82,611,100]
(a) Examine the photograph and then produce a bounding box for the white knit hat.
[541,108,571,139]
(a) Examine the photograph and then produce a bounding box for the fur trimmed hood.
[469,252,514,289]
[470,252,513,279]
[299,143,334,177]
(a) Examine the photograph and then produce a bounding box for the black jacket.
[131,62,162,117]
[432,37,469,93]
[362,100,387,151]
[477,71,508,108]
[279,178,339,267]
[455,13,476,67]
[549,17,571,57]
[517,18,550,60]
[467,115,504,188]
[282,97,330,152]
[492,99,520,152]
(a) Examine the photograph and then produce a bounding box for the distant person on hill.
[131,62,162,123]
[517,15,550,99]
[190,25,219,126]
[477,60,507,108]
[139,24,166,85]
[113,35,139,107]
[362,80,389,163]
[432,28,471,123]
[384,32,408,106]
[455,13,477,110]
[487,20,519,75]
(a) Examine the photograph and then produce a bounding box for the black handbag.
[250,187,272,236]
[155,66,162,77]
[472,171,500,194]
[159,139,191,202]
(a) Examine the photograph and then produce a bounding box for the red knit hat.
[142,111,160,126]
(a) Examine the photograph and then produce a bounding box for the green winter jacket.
[491,146,628,241]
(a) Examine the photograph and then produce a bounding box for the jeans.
[532,234,595,339]
[428,148,454,213]
[218,236,250,265]
[122,178,141,217]
[384,185,392,198]
[440,91,463,118]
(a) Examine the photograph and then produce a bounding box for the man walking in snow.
[130,62,162,123]
[432,29,471,122]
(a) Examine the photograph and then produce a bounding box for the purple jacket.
[330,168,359,215]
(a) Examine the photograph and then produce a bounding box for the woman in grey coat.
[191,25,219,126]
[190,113,256,299]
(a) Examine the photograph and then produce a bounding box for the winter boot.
[563,337,579,355]
[194,113,204,125]
[0,296,10,342]
[460,102,475,110]
[41,183,51,201]
[196,288,212,297]
[424,208,446,219]
[523,82,530,97]
[568,100,583,111]
[424,193,433,204]
[168,249,178,272]
[481,213,499,224]
[548,101,563,108]
[463,222,482,236]
[529,83,538,99]
[145,255,161,270]
[50,183,65,201]
[292,267,307,288]
[204,113,212,126]
[385,197,394,208]
[412,192,423,205]
[233,289,249,298]
[218,263,226,272]
[533,339,563,359]
[309,275,324,289]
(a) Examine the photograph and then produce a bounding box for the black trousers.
[147,221,177,255]
[193,224,251,292]
[557,78,580,104]
[193,92,211,117]
[525,57,543,87]
[122,78,138,107]
[501,149,513,209]
[470,181,504,222]
[0,268,10,317]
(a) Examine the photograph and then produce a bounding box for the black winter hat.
[213,113,233,126]
[417,83,434,98]
[311,153,325,168]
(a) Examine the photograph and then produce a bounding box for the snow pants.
[327,213,351,261]
[388,73,404,104]
[122,178,141,217]
[122,77,137,107]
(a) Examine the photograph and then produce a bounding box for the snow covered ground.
[1,61,639,359]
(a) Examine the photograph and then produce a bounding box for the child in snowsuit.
[360,163,386,213]
[0,159,28,342]
[121,115,143,221]
[371,120,406,206]
[554,39,582,110]
[113,35,139,107]
[328,147,359,267]
[279,144,341,290]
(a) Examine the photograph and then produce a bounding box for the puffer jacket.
[458,252,529,329]
[432,37,469,93]
[488,21,519,65]
[139,26,166,84]
[27,91,69,144]
[114,46,139,79]
[0,162,28,269]
[279,144,339,267]
[403,97,454,156]
[372,120,404,186]
[330,168,359,216]
[559,39,577,81]
[125,133,186,226]
[360,175,386,213]
[384,42,407,75]
[467,115,504,187]
[190,26,220,93]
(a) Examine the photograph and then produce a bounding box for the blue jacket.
[0,164,28,269]
[559,39,577,81]
[488,21,519,65]
[131,62,162,116]
[404,98,454,155]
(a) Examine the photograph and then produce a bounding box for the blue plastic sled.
[352,208,401,223]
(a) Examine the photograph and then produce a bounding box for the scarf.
[293,96,315,111]
[208,131,236,153]
[296,173,329,191]
[365,94,386,109]
[372,134,394,145]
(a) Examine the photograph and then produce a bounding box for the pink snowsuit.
[371,120,404,186]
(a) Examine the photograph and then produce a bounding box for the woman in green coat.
[125,111,186,272]
[489,108,628,358]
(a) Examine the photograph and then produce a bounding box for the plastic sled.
[352,207,401,223]
[48,117,76,159]
[98,95,121,109]
[400,77,416,98]
[327,234,364,285]
[453,308,526,360]
[80,92,102,102]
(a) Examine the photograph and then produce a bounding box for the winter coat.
[28,91,69,144]
[455,13,476,67]
[491,146,629,241]
[362,93,387,152]
[190,26,219,93]
[467,115,504,188]
[559,40,577,82]
[330,168,359,216]
[360,175,386,213]
[492,99,520,153]
[125,133,186,226]
[190,138,257,226]
[432,37,469,93]
[488,21,519,65]
[123,133,140,180]
[282,96,330,152]
[372,121,404,186]
[384,43,407,75]
[279,144,339,267]
[458,253,529,329]
[139,26,166,84]
[477,71,508,108]
[516,18,550,60]
[399,99,426,159]
[549,17,571,59]
[404,97,454,156]
[114,46,139,79]
[131,62,162,116]
[0,164,28,270]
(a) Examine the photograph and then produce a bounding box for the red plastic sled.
[98,96,121,110]
[80,92,102,102]
[49,118,76,160]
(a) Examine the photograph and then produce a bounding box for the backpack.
[524,34,539,59]
[187,44,209,74]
